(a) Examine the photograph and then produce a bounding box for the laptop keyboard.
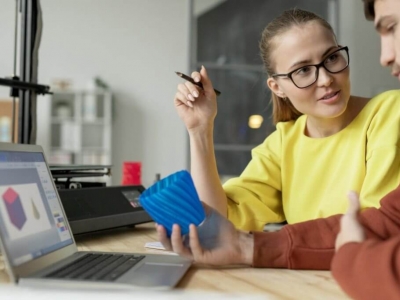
[46,253,145,281]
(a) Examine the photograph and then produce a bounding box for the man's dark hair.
[363,0,375,20]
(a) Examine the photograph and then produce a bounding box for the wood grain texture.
[0,223,349,299]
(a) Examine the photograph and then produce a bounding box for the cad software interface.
[0,151,72,267]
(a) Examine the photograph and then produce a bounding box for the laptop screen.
[0,151,73,267]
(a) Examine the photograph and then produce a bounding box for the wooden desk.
[0,223,350,299]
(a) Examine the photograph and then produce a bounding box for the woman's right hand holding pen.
[175,66,228,217]
[174,66,217,134]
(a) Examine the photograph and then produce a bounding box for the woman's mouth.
[319,91,340,102]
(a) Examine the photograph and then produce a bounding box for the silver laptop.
[0,142,191,290]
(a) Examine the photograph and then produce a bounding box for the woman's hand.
[156,203,253,266]
[174,66,217,133]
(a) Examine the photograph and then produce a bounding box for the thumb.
[346,191,361,216]
[200,66,215,95]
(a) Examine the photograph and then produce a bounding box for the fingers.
[176,81,201,108]
[188,224,205,260]
[170,224,192,257]
[335,191,365,251]
[170,224,183,249]
[199,66,215,95]
[156,224,193,258]
[156,224,172,251]
[174,67,215,109]
[175,88,193,108]
[346,191,361,216]
[190,71,201,83]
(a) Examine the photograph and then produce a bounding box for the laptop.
[0,142,191,290]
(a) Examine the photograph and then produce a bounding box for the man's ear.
[267,77,286,98]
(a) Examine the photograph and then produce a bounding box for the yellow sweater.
[223,90,400,231]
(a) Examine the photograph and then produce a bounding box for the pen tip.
[175,71,182,76]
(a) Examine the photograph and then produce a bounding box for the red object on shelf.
[122,161,142,185]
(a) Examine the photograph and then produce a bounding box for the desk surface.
[0,223,349,299]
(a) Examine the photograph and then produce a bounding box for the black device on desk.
[57,185,152,235]
[50,164,111,190]
[50,165,152,235]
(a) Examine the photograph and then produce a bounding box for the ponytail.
[271,93,302,125]
[260,8,336,124]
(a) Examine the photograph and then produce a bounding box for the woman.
[173,8,400,231]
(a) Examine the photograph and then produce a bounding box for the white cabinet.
[48,89,112,166]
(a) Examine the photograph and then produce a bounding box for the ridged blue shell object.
[139,170,206,236]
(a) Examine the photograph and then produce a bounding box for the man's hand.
[156,203,254,266]
[335,191,366,251]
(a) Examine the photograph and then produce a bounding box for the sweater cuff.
[252,229,290,268]
[331,242,363,279]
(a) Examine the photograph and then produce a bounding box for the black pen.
[175,71,221,96]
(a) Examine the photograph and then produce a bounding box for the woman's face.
[267,22,351,120]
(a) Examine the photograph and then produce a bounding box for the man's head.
[362,0,400,81]
[362,0,375,20]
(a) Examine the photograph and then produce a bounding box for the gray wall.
[0,0,191,187]
[0,0,398,187]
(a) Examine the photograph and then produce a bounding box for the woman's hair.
[362,0,375,20]
[259,8,337,124]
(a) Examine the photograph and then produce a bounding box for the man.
[158,0,400,299]
[332,1,400,299]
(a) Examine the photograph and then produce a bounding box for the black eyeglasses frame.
[271,46,350,89]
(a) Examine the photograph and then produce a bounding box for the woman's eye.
[387,24,397,33]
[326,54,339,63]
[295,66,311,75]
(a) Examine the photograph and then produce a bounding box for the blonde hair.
[259,8,337,124]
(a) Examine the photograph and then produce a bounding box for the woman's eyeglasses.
[271,46,350,89]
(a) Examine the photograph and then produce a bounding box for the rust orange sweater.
[252,185,400,299]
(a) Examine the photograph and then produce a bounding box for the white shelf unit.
[48,89,112,168]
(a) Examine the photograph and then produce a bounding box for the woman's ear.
[267,77,286,98]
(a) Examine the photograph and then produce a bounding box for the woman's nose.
[317,67,333,87]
